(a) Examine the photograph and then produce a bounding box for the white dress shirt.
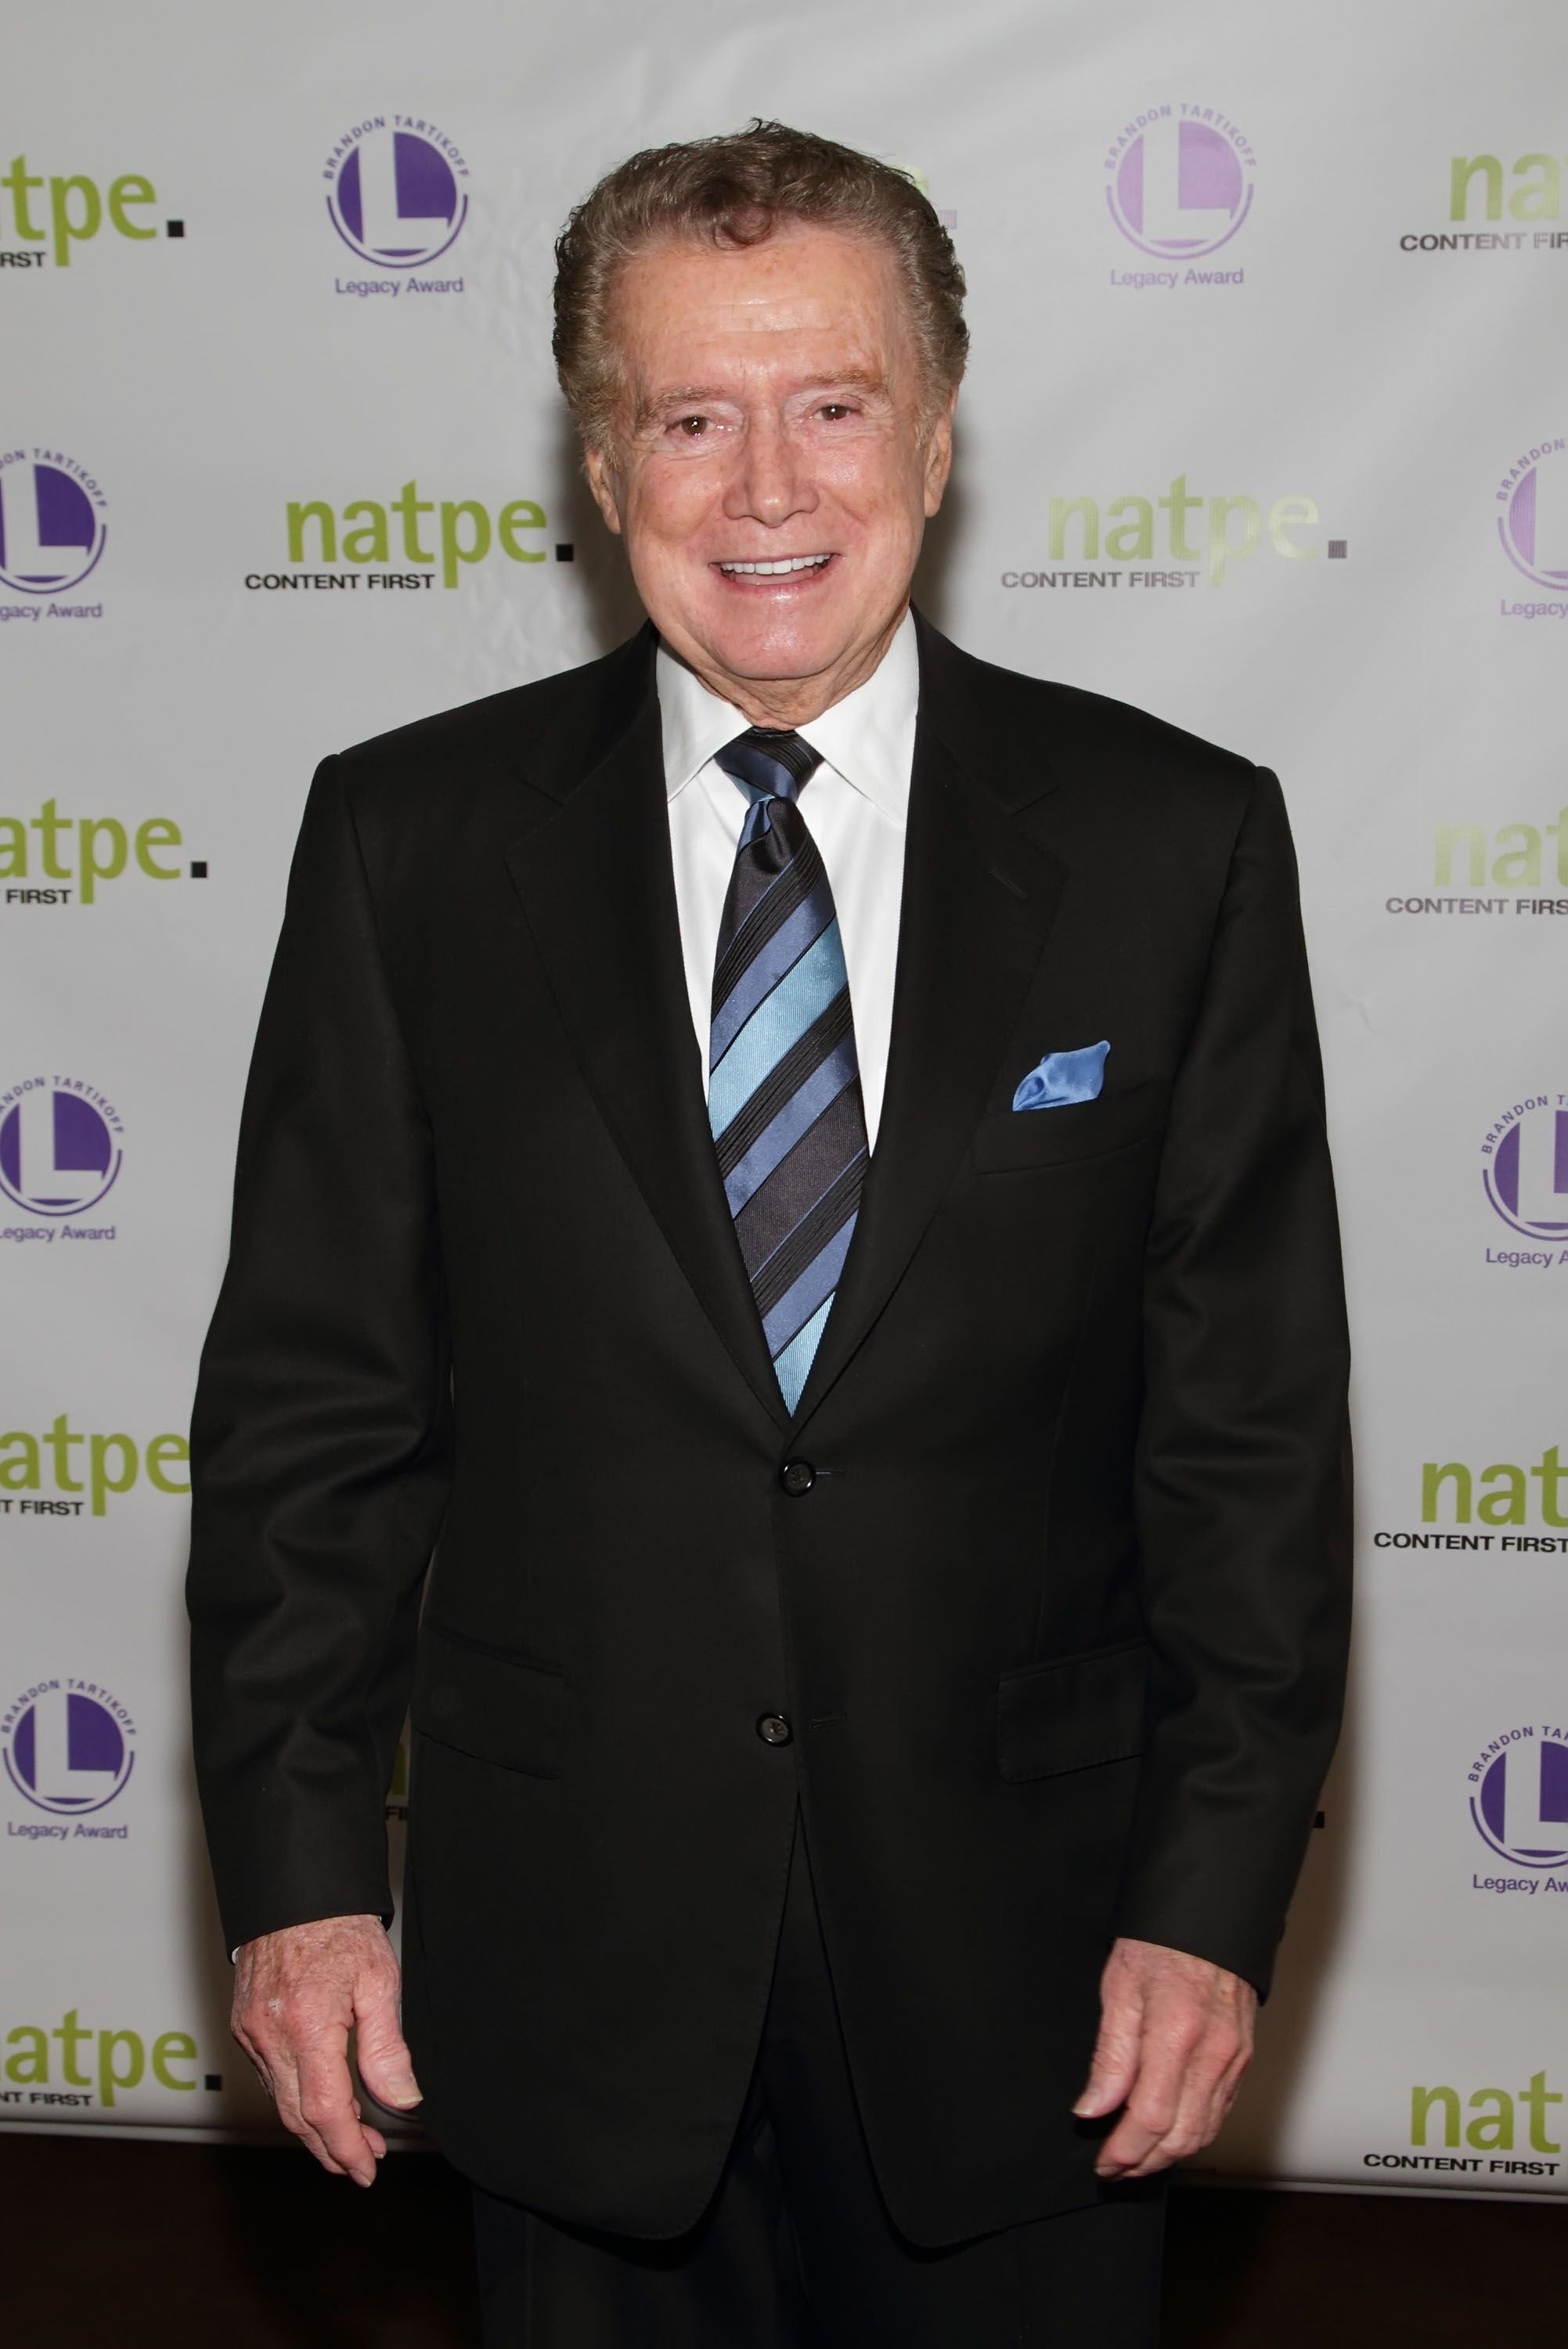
[656,609,917,1152]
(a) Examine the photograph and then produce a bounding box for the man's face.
[584,222,953,721]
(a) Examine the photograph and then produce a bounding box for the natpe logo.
[0,1077,123,1218]
[1105,105,1255,268]
[0,448,106,597]
[1498,439,1568,598]
[324,115,468,269]
[2,1678,135,1819]
[1469,1724,1568,1872]
[1481,1094,1568,1241]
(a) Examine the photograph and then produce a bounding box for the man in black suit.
[188,123,1350,2346]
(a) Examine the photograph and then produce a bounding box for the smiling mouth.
[715,554,835,577]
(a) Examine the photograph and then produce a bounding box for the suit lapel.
[790,627,1067,1428]
[505,655,790,1433]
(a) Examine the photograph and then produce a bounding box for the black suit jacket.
[188,613,1351,2244]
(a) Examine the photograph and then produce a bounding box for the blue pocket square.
[1012,1041,1110,1112]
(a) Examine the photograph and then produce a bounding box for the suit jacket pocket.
[413,1616,565,1778]
[997,1637,1150,1784]
[971,1080,1164,1174]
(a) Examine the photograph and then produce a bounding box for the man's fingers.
[1094,2001,1197,2176]
[1101,2024,1252,2180]
[353,1976,422,2113]
[1072,1975,1144,2119]
[295,2048,380,2186]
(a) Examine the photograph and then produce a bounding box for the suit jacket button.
[780,1459,815,1496]
[757,1714,793,1747]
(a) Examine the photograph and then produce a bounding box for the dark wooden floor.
[2,2134,1563,2345]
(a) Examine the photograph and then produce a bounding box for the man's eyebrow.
[634,370,892,431]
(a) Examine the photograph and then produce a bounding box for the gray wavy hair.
[553,119,968,453]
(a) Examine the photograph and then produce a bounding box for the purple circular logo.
[1105,105,1256,260]
[1497,438,1568,590]
[1470,1728,1568,1869]
[2,1680,136,1816]
[325,116,469,268]
[1481,1096,1568,1239]
[0,449,107,595]
[0,1077,123,1217]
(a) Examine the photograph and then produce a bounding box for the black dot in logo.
[189,861,207,879]
[204,2073,222,2090]
[1327,540,1347,560]
[166,220,185,239]
[554,544,575,563]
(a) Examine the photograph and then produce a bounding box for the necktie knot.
[714,730,823,843]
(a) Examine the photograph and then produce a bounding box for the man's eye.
[817,403,854,421]
[673,415,710,437]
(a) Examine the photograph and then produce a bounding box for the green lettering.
[145,1434,189,1495]
[0,1433,41,1492]
[440,500,490,587]
[106,174,158,239]
[1104,496,1153,561]
[52,2009,91,2087]
[49,174,102,267]
[498,500,547,562]
[391,481,434,565]
[1422,1462,1472,1525]
[341,500,389,564]
[1509,155,1561,222]
[98,2028,144,2109]
[3,155,45,241]
[134,818,182,879]
[0,817,25,879]
[1435,824,1486,886]
[151,2030,197,2091]
[1477,1464,1527,1525]
[1158,474,1202,561]
[286,501,336,565]
[1047,496,1098,561]
[89,1433,138,1517]
[1492,824,1541,888]
[1521,2070,1563,2152]
[1268,496,1319,558]
[1466,2089,1514,2150]
[1207,495,1260,587]
[31,799,70,879]
[1451,155,1503,221]
[5,2026,47,2084]
[1411,2085,1461,2149]
[45,1414,83,1494]
[1531,1446,1568,1528]
[78,817,127,906]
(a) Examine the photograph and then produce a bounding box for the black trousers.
[472,1823,1164,2346]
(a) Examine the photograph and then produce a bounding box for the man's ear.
[922,392,957,518]
[583,440,625,537]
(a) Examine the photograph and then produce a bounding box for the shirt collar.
[655,608,917,824]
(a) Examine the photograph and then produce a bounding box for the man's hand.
[232,1913,422,2186]
[1073,1936,1256,2181]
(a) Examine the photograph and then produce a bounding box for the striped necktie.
[709,730,869,1414]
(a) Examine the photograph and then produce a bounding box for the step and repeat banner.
[3,0,1566,2191]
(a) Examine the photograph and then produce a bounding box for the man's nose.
[722,418,818,527]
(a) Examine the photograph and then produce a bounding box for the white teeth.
[718,555,832,575]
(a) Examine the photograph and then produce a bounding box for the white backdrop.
[5,0,1567,2195]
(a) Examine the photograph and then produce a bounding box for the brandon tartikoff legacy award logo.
[1480,1094,1568,1244]
[1469,1725,1568,1875]
[3,1677,136,1818]
[1497,438,1568,594]
[1104,103,1255,268]
[0,447,106,595]
[323,114,469,269]
[0,1075,124,1218]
